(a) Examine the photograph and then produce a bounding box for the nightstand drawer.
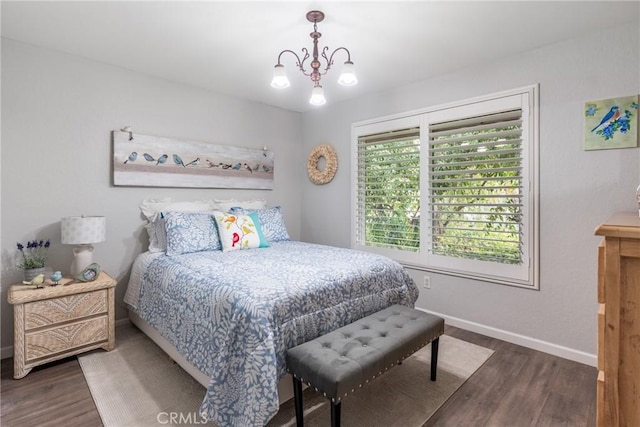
[25,289,107,330]
[25,316,108,361]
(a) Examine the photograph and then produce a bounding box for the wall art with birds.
[584,95,638,150]
[113,130,275,189]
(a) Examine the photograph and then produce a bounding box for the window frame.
[351,85,539,289]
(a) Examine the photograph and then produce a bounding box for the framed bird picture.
[112,131,274,189]
[584,95,638,151]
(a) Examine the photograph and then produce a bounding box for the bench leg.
[431,337,439,381]
[331,401,341,427]
[293,376,304,427]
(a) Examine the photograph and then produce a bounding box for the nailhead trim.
[287,334,443,402]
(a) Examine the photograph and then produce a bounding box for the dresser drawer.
[25,316,108,361]
[24,289,107,330]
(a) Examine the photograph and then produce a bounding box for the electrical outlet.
[423,276,431,289]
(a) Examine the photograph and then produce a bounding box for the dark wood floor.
[428,327,597,427]
[1,325,597,427]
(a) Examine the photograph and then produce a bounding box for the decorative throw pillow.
[213,211,269,252]
[230,206,290,242]
[165,211,221,256]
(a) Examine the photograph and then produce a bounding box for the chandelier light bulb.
[270,64,291,89]
[337,61,358,86]
[309,85,327,106]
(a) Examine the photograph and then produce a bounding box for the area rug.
[79,323,493,427]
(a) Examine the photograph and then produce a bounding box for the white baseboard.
[419,308,597,367]
[1,317,133,360]
[1,345,12,360]
[115,317,131,327]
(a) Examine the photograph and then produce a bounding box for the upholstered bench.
[286,305,445,427]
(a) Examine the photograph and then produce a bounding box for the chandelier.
[270,10,357,106]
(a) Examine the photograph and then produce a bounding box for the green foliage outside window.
[360,114,523,265]
[429,120,522,264]
[361,136,420,251]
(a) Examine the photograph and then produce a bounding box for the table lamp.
[61,215,106,276]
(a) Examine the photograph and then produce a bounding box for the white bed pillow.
[140,197,172,221]
[213,199,267,212]
[140,198,216,222]
[145,217,166,253]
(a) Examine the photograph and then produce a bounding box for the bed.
[123,203,418,426]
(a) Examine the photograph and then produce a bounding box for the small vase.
[24,267,45,282]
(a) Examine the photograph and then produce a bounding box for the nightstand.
[8,271,117,379]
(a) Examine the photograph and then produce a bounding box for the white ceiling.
[2,1,638,112]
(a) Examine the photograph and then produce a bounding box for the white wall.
[0,38,302,354]
[300,23,640,364]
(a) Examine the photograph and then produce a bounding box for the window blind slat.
[358,128,420,144]
[430,166,522,177]
[429,147,522,163]
[430,127,521,144]
[429,111,522,134]
[431,193,522,200]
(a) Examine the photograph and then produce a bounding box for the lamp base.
[71,244,94,277]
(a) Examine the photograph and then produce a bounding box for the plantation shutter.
[427,109,524,264]
[352,88,537,288]
[356,127,421,251]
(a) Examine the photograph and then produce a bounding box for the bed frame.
[128,311,296,404]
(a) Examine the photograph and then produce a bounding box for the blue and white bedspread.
[129,241,418,426]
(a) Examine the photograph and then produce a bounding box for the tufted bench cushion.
[286,305,444,427]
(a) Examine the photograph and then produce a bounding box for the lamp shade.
[309,85,327,106]
[61,216,106,245]
[337,61,358,86]
[270,64,291,89]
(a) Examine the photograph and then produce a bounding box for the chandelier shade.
[338,61,358,86]
[270,64,290,89]
[309,85,327,106]
[270,10,357,105]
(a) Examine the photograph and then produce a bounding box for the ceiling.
[2,1,638,113]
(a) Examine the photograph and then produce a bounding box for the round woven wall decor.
[307,144,338,185]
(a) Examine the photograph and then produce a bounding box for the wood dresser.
[8,271,116,379]
[595,212,640,426]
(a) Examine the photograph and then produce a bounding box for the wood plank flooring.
[428,326,597,427]
[1,325,596,427]
[1,355,102,426]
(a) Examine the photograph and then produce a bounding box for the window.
[352,86,538,288]
[356,126,421,252]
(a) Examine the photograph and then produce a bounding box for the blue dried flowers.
[16,239,50,269]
